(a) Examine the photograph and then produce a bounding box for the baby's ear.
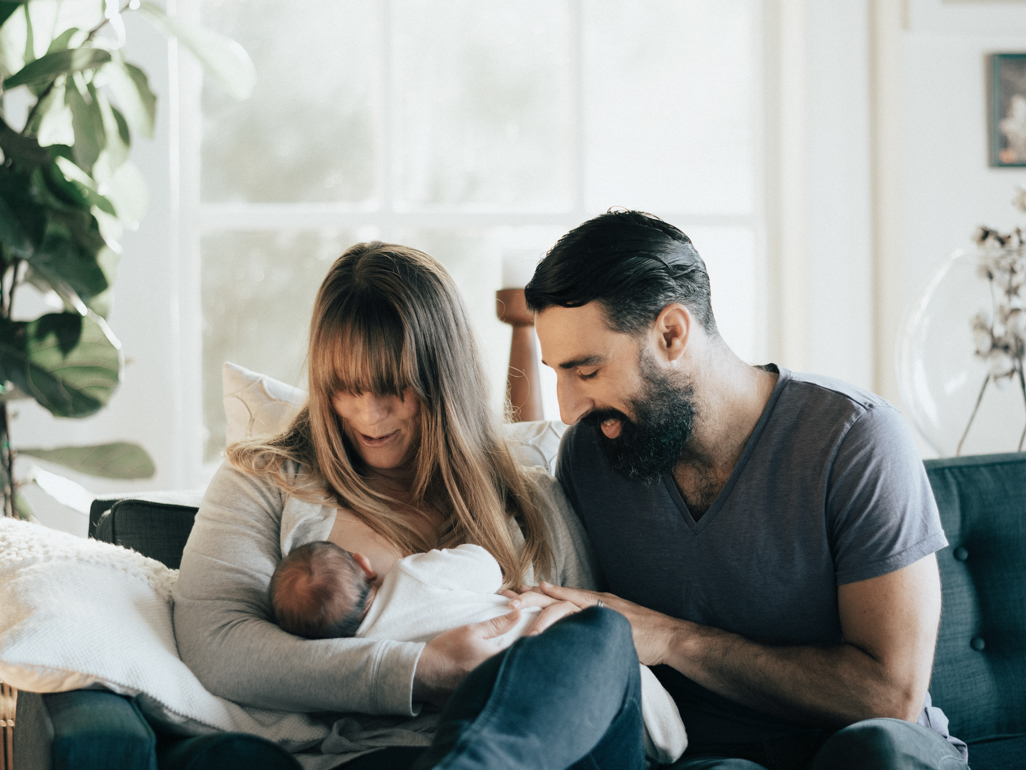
[351,552,378,582]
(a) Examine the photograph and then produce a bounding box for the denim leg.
[412,606,645,770]
[667,758,768,770]
[809,719,969,770]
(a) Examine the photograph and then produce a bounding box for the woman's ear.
[652,303,691,362]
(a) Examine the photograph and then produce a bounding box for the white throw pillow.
[0,517,326,749]
[221,362,567,472]
[222,362,305,445]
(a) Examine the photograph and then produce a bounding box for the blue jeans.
[409,606,645,770]
[668,717,969,770]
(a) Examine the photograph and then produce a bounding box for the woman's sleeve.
[172,461,424,715]
[523,466,602,591]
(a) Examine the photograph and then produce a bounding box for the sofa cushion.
[925,452,1026,744]
[94,500,199,570]
[964,735,1026,770]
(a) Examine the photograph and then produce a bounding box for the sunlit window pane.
[583,0,756,215]
[201,230,359,459]
[682,225,758,362]
[200,0,379,203]
[395,227,566,409]
[394,0,573,209]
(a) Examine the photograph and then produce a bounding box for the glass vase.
[898,246,1026,457]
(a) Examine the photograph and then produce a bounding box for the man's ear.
[351,552,378,582]
[652,303,691,362]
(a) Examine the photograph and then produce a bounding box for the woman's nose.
[357,393,392,422]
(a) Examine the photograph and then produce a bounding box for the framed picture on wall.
[990,53,1026,167]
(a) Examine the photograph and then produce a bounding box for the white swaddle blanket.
[357,544,687,764]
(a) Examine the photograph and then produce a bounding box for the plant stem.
[1018,365,1026,452]
[1,401,12,518]
[957,373,991,456]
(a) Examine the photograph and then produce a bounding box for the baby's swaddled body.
[356,544,688,764]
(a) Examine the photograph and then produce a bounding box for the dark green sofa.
[14,452,1026,769]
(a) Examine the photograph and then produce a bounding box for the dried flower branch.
[960,188,1026,454]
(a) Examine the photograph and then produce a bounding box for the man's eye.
[578,370,598,381]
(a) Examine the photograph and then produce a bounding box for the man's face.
[535,302,696,484]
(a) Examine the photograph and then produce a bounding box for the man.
[522,210,968,769]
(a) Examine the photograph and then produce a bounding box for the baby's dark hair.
[269,541,373,639]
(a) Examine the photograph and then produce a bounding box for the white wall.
[877,0,1026,456]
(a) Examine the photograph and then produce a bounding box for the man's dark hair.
[524,209,718,335]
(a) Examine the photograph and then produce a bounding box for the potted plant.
[0,0,253,518]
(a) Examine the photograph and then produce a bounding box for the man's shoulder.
[780,369,892,414]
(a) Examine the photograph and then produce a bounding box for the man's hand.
[412,611,521,707]
[536,556,942,727]
[531,583,677,664]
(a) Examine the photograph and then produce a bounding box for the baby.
[270,540,688,764]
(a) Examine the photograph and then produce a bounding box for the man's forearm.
[660,616,926,726]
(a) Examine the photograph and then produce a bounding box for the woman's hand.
[502,586,584,636]
[413,611,523,707]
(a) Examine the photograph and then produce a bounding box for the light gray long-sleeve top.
[172,460,599,717]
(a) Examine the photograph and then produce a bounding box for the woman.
[173,242,644,769]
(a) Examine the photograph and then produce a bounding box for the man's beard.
[583,354,696,485]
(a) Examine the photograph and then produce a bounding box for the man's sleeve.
[827,404,948,585]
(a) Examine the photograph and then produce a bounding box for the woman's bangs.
[326,319,413,397]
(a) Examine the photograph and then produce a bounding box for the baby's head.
[269,541,377,639]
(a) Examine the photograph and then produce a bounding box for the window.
[190,0,765,472]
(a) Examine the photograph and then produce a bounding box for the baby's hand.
[501,588,559,610]
[502,586,582,635]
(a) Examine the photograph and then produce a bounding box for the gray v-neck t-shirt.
[557,366,953,747]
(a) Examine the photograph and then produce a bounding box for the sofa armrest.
[15,691,157,770]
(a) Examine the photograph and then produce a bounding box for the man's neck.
[671,352,779,515]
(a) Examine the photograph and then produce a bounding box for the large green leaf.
[33,79,75,147]
[66,77,105,172]
[0,1,29,31]
[103,59,155,140]
[92,85,128,169]
[140,2,255,100]
[0,167,44,257]
[0,312,120,418]
[52,155,116,216]
[29,231,109,302]
[0,116,50,169]
[22,442,155,479]
[3,47,111,89]
[0,194,32,256]
[45,26,79,55]
[13,492,33,521]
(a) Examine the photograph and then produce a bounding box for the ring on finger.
[595,599,604,609]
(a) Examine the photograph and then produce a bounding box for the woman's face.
[331,388,422,474]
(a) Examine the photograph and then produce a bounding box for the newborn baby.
[270,541,688,764]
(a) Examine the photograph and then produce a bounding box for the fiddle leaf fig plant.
[0,0,254,518]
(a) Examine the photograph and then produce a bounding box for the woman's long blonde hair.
[228,242,553,587]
